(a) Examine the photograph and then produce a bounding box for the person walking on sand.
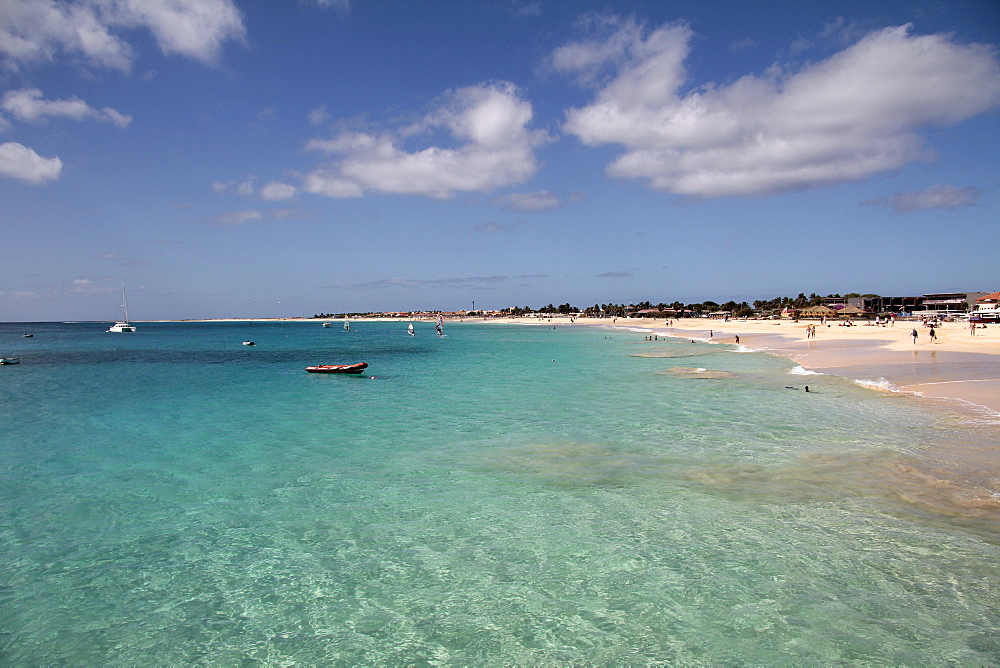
[911,328,918,344]
[929,326,937,343]
[735,335,740,345]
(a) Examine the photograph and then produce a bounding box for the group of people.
[911,326,938,343]
[805,324,818,338]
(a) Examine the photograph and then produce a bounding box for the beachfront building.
[860,292,989,316]
[920,292,989,316]
[969,292,1000,322]
[634,308,679,318]
[779,307,799,319]
[800,305,837,319]
[837,305,866,318]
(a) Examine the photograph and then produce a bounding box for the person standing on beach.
[971,322,977,336]
[929,326,937,343]
[735,335,740,345]
[911,328,918,344]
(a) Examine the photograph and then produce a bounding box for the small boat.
[108,284,136,333]
[322,321,332,328]
[242,341,255,346]
[0,357,19,365]
[22,333,33,338]
[305,362,368,374]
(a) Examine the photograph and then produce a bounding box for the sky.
[1,0,999,321]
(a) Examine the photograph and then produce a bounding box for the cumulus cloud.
[0,141,62,183]
[302,81,549,199]
[0,0,245,71]
[2,88,131,126]
[864,184,985,214]
[556,20,1000,198]
[259,181,297,201]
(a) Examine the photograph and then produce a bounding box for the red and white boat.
[305,362,368,374]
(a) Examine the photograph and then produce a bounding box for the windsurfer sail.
[435,315,444,337]
[407,323,414,336]
[344,316,350,331]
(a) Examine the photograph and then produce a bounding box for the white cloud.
[491,190,562,212]
[0,0,245,71]
[236,177,255,196]
[259,181,297,200]
[302,81,549,199]
[308,105,331,126]
[475,220,527,233]
[69,277,114,294]
[558,22,1000,198]
[213,209,264,225]
[211,206,302,224]
[309,0,351,10]
[0,141,62,183]
[212,176,258,196]
[0,0,132,70]
[2,88,131,126]
[865,184,984,214]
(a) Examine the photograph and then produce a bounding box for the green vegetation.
[313,293,879,320]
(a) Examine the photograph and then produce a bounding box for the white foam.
[789,365,823,376]
[853,377,901,393]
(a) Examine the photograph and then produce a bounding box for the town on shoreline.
[304,289,998,323]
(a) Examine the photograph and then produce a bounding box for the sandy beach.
[476,315,1000,416]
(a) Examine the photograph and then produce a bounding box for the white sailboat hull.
[108,284,136,332]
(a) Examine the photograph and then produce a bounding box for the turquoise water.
[1,320,998,665]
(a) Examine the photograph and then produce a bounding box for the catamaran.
[107,284,136,332]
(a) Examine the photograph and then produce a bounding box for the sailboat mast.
[121,284,129,323]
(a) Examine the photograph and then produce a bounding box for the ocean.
[1,320,998,664]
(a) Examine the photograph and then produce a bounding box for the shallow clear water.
[1,321,998,664]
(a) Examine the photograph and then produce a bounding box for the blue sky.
[1,0,998,321]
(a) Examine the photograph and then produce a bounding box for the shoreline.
[104,316,1000,415]
[473,315,1000,416]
